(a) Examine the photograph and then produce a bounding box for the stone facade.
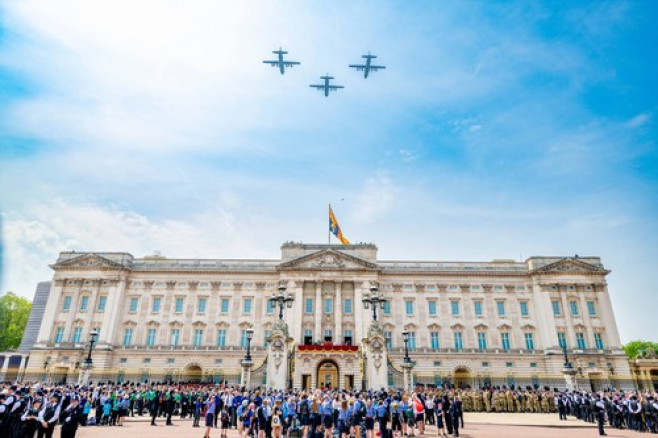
[22,243,633,390]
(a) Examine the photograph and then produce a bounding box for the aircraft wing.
[283,61,300,66]
[369,65,386,71]
[349,64,367,71]
[309,85,325,89]
[263,61,278,65]
[327,85,344,90]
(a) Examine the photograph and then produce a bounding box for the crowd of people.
[1,381,658,438]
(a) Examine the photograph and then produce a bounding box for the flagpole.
[328,204,331,245]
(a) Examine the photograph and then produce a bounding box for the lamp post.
[269,284,294,320]
[245,329,254,361]
[401,331,414,391]
[84,328,99,366]
[561,344,572,369]
[561,343,578,391]
[402,331,411,363]
[362,284,388,322]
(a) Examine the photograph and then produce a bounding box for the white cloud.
[351,174,397,225]
[627,112,651,128]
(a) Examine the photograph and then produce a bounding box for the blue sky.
[1,1,656,341]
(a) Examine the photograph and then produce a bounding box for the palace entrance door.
[317,360,339,389]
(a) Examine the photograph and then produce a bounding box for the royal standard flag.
[329,205,351,245]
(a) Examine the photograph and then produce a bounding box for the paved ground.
[73,414,646,438]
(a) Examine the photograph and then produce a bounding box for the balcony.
[298,342,359,353]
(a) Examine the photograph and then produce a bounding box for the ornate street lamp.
[245,329,254,361]
[269,283,294,320]
[84,328,99,366]
[402,331,411,363]
[362,284,388,322]
[561,344,572,369]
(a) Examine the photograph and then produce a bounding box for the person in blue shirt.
[376,397,389,438]
[364,399,376,438]
[337,400,350,438]
[204,394,217,438]
[320,396,334,438]
[193,396,203,427]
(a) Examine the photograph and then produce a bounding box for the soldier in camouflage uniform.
[484,389,492,413]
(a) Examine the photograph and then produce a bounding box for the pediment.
[52,253,125,270]
[278,249,379,271]
[531,258,608,275]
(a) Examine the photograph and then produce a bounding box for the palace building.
[12,242,636,390]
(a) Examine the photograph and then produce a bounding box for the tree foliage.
[0,292,32,350]
[622,340,658,359]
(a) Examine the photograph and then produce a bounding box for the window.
[123,328,133,346]
[344,299,352,314]
[243,299,252,314]
[129,297,138,312]
[570,300,579,316]
[175,298,184,313]
[454,332,463,350]
[501,332,510,350]
[477,332,487,350]
[143,358,151,363]
[80,296,89,311]
[430,332,440,350]
[147,328,156,346]
[168,358,175,364]
[407,332,417,350]
[506,362,513,368]
[451,300,460,316]
[557,332,567,348]
[62,296,72,311]
[170,329,180,346]
[305,298,313,314]
[594,333,604,349]
[193,329,203,347]
[220,298,230,314]
[383,301,391,315]
[324,298,333,314]
[72,327,82,344]
[474,300,483,317]
[264,330,271,346]
[120,357,127,363]
[97,296,107,311]
[240,330,248,348]
[217,330,226,347]
[496,300,506,316]
[434,361,442,367]
[405,300,414,315]
[482,362,489,367]
[530,362,537,368]
[524,332,534,350]
[576,332,586,349]
[344,330,353,345]
[385,331,393,349]
[587,301,596,316]
[323,330,332,342]
[520,301,529,317]
[303,329,313,345]
[266,300,274,314]
[152,297,161,313]
[551,300,561,316]
[198,298,207,313]
[428,300,437,316]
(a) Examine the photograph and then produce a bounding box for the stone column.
[595,283,622,349]
[0,356,9,381]
[83,280,101,338]
[99,278,127,345]
[266,321,291,390]
[335,282,343,343]
[314,281,322,342]
[531,282,559,350]
[36,279,65,344]
[17,355,27,381]
[364,324,387,390]
[240,359,254,389]
[290,281,304,344]
[401,362,415,393]
[354,282,365,343]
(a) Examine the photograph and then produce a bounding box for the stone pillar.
[364,322,388,390]
[17,355,28,381]
[314,281,322,342]
[290,281,303,344]
[0,356,8,381]
[78,362,92,386]
[563,367,578,391]
[354,282,365,344]
[240,359,254,389]
[401,362,415,393]
[99,278,127,346]
[335,282,343,343]
[266,320,292,390]
[531,282,559,350]
[36,279,65,344]
[595,283,622,349]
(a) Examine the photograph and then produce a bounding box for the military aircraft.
[309,75,345,97]
[262,47,301,75]
[349,53,386,79]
